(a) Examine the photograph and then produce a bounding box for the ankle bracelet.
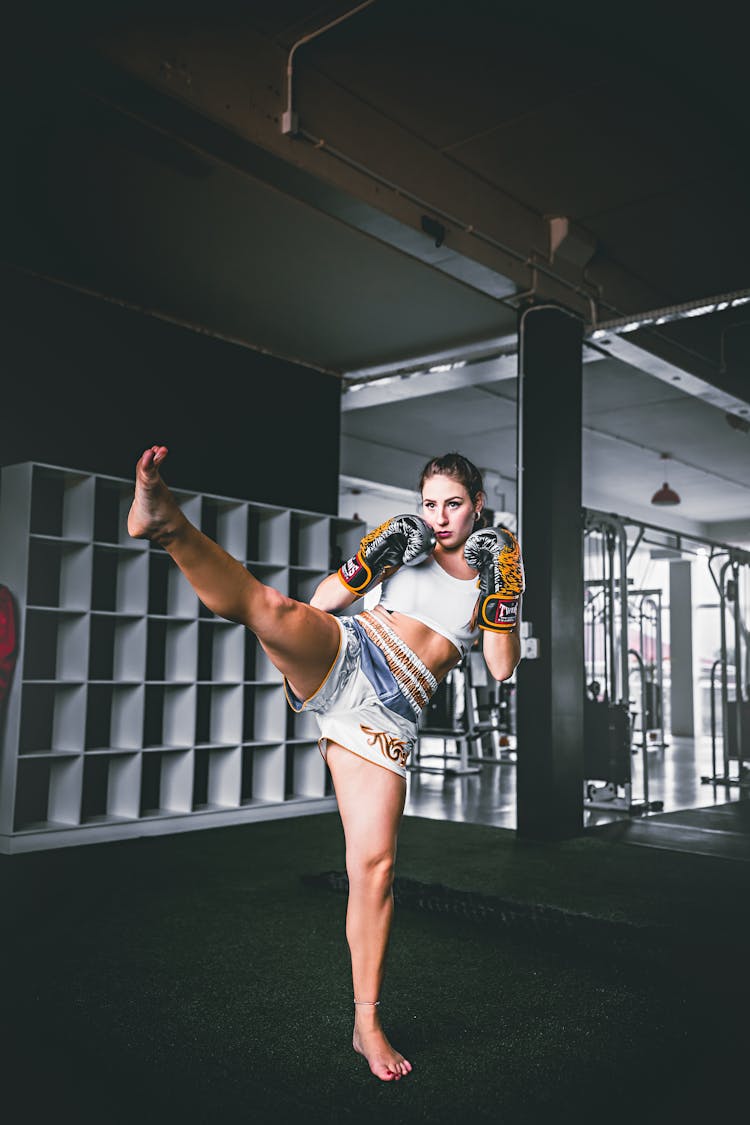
[354,999,380,1006]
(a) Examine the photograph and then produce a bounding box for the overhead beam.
[72,18,673,325]
[31,16,747,409]
[342,344,606,410]
[343,331,518,382]
[590,334,750,420]
[704,518,750,545]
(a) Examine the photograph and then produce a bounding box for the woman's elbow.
[491,658,520,683]
[485,634,522,682]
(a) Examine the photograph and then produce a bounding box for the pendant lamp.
[651,454,681,506]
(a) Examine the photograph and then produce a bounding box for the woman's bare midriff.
[370,604,461,683]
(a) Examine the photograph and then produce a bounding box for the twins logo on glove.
[464,526,525,632]
[339,514,436,596]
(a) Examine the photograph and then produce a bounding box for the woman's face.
[420,473,483,550]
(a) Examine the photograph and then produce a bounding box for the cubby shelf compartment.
[28,538,92,611]
[0,461,362,852]
[290,512,329,569]
[89,614,146,682]
[81,752,141,823]
[289,566,327,605]
[285,741,327,800]
[23,608,89,681]
[192,744,242,811]
[18,682,87,754]
[85,683,144,751]
[13,754,83,832]
[197,619,245,683]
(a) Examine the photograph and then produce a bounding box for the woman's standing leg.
[325,744,413,1081]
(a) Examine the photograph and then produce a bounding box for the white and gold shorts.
[283,610,438,779]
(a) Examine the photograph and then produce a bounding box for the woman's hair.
[418,452,488,527]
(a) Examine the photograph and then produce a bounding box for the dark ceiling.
[5,0,750,536]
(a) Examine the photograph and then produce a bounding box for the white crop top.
[376,557,480,658]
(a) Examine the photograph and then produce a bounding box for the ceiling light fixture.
[651,454,681,506]
[589,288,750,340]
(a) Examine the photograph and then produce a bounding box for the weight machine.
[464,651,517,764]
[583,511,662,814]
[628,588,667,752]
[411,649,517,776]
[411,658,482,776]
[701,549,750,790]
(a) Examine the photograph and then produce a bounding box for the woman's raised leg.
[325,743,412,1081]
[127,446,340,699]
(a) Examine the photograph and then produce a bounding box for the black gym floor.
[2,798,748,1125]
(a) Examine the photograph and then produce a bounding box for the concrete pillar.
[669,560,695,736]
[515,303,584,840]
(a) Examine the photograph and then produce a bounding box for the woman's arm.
[309,572,363,613]
[481,628,522,682]
[310,564,403,612]
[312,512,434,616]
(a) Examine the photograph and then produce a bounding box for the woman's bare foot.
[353,1007,412,1082]
[127,446,185,544]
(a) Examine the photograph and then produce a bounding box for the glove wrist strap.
[479,594,520,632]
[338,553,375,595]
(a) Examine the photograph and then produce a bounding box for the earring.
[474,512,480,522]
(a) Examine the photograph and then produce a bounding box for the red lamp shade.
[651,481,681,505]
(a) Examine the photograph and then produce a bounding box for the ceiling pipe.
[278,8,610,321]
[73,36,743,384]
[286,119,607,321]
[70,77,612,362]
[80,33,731,366]
[281,0,378,136]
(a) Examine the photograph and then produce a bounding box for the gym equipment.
[701,551,750,790]
[628,588,667,752]
[464,651,517,764]
[584,509,750,811]
[411,649,517,775]
[583,511,662,814]
[411,659,481,775]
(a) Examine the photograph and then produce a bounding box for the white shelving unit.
[0,461,365,853]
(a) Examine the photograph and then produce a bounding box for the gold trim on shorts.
[360,723,412,769]
[319,736,409,779]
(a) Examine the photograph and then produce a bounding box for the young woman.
[128,446,523,1082]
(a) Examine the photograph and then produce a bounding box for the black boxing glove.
[338,514,436,596]
[464,525,525,632]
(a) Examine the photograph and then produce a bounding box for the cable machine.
[585,510,750,812]
[628,588,668,752]
[702,549,750,790]
[583,511,662,814]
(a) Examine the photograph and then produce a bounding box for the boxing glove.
[464,526,525,632]
[338,514,436,596]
